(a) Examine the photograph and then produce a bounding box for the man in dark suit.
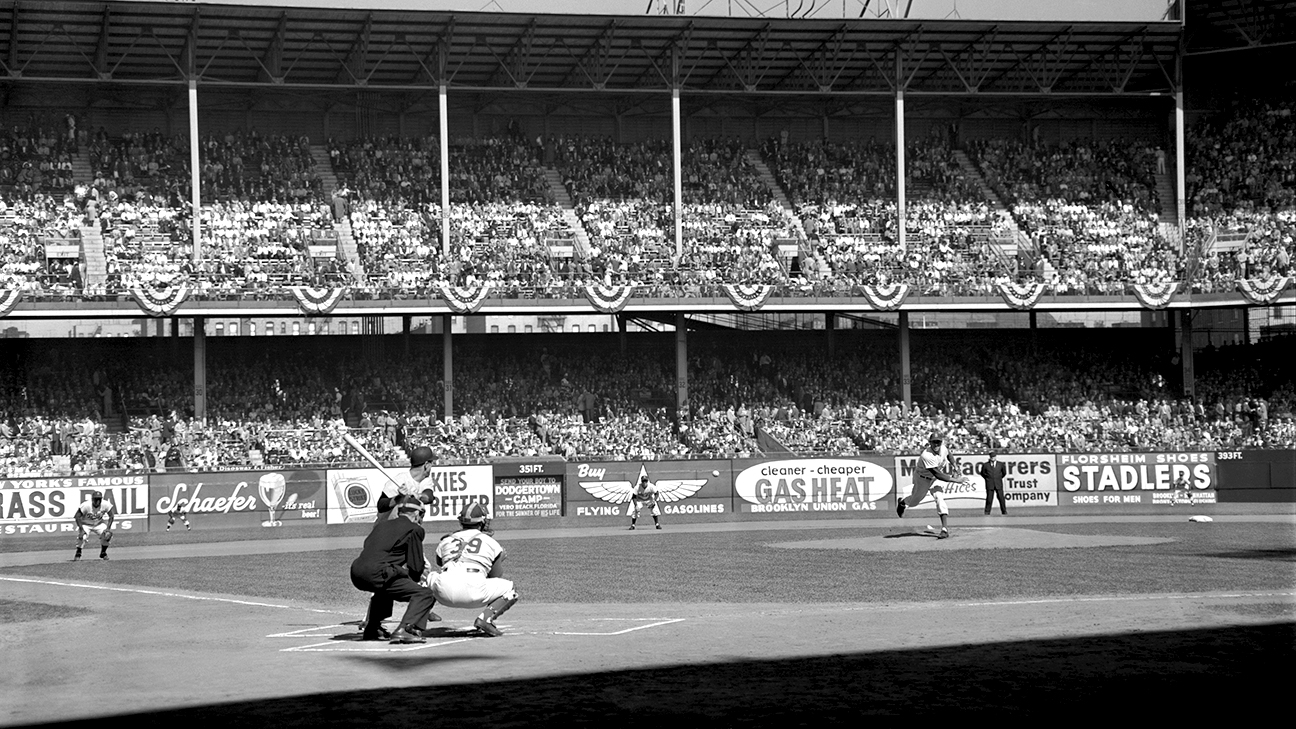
[350,495,439,643]
[979,452,1008,515]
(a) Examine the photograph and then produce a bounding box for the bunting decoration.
[1237,276,1291,306]
[437,281,493,314]
[584,283,636,314]
[995,281,1047,310]
[722,283,774,312]
[0,288,19,318]
[1131,281,1179,310]
[130,284,190,317]
[289,286,349,315]
[860,282,911,311]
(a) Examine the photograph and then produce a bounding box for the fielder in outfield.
[428,502,519,637]
[627,474,662,530]
[74,491,115,561]
[896,432,969,539]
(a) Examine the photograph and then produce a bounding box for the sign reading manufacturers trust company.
[733,458,893,513]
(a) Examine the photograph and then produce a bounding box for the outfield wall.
[1,450,1291,538]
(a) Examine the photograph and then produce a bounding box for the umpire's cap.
[409,445,435,467]
[395,495,424,515]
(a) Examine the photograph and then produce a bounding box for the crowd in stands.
[2,332,1294,477]
[0,111,1292,302]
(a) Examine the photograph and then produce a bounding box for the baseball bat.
[341,431,406,493]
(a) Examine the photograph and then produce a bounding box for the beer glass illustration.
[259,472,287,527]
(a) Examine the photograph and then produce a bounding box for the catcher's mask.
[458,501,492,533]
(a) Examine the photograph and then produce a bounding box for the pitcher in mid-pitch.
[896,432,969,539]
[428,502,519,637]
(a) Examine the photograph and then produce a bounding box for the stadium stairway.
[1154,166,1183,251]
[745,150,794,213]
[542,167,592,258]
[336,217,364,282]
[71,148,93,185]
[953,149,1025,269]
[310,145,338,196]
[79,223,107,291]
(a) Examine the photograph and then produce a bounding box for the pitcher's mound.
[769,527,1174,552]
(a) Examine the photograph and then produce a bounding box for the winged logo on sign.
[579,465,706,503]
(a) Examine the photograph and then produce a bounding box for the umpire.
[350,495,439,643]
[979,452,1008,515]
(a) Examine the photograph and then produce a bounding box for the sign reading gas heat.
[732,458,893,514]
[1057,452,1218,507]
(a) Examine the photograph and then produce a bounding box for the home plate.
[768,527,1175,552]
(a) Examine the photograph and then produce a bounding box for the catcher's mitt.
[101,530,113,543]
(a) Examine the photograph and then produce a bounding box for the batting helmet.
[928,432,945,443]
[91,491,103,502]
[458,502,492,532]
[409,446,435,468]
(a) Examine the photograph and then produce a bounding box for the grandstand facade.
[0,1,1294,472]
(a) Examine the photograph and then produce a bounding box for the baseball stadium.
[1,0,1294,723]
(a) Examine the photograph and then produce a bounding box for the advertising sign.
[1057,452,1218,507]
[149,470,325,530]
[0,475,149,537]
[492,460,564,518]
[326,465,493,524]
[565,460,732,518]
[893,454,1058,510]
[730,457,893,515]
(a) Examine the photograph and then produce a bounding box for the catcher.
[627,474,662,530]
[428,502,519,637]
[896,432,969,539]
[73,491,115,561]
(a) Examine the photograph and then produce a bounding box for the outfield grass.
[3,522,1293,607]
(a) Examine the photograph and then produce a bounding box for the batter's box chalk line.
[271,623,513,651]
[553,618,685,636]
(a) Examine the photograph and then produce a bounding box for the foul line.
[0,575,352,615]
[554,618,685,636]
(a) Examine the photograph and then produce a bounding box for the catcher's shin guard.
[481,590,520,620]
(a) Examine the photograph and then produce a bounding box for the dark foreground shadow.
[1198,548,1296,562]
[25,623,1293,726]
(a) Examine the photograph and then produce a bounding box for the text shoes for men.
[474,617,502,637]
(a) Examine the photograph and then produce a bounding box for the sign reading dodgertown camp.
[893,454,1057,510]
[0,475,149,537]
[732,457,893,515]
[493,460,564,518]
[1057,452,1218,507]
[565,460,732,518]
[325,465,493,524]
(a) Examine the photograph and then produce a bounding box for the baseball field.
[2,508,1294,725]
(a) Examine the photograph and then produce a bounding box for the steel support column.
[189,79,201,263]
[675,313,688,417]
[895,86,906,252]
[672,86,683,260]
[1175,89,1187,239]
[898,311,911,407]
[442,314,453,421]
[440,84,451,258]
[1180,309,1195,398]
[193,316,206,424]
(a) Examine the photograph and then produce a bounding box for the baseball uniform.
[429,528,514,609]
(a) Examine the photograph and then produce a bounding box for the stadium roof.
[0,1,1184,96]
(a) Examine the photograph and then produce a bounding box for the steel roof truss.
[334,13,372,86]
[716,24,774,92]
[804,24,860,92]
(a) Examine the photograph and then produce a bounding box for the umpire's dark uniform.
[350,510,437,639]
[979,454,1008,515]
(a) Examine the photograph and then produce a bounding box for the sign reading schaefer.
[893,453,1057,510]
[732,457,892,514]
[326,465,492,524]
[1058,452,1218,507]
[0,475,149,537]
[566,460,732,518]
[149,470,325,530]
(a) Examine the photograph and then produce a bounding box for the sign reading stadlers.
[1057,452,1218,507]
